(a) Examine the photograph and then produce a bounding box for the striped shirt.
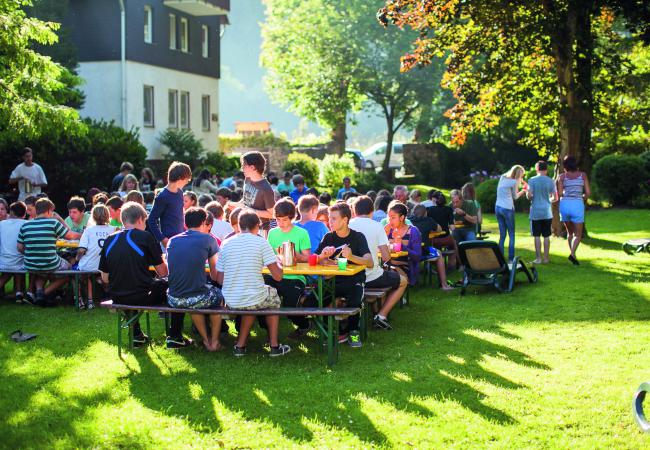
[17,218,67,271]
[216,232,277,308]
[561,173,584,199]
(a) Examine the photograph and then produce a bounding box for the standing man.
[9,148,48,201]
[527,161,558,264]
[111,162,134,193]
[229,152,275,233]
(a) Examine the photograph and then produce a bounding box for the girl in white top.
[118,174,140,199]
[75,204,116,309]
[495,165,526,260]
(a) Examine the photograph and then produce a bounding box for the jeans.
[495,206,516,261]
[452,228,476,243]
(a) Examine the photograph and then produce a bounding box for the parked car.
[345,148,365,170]
[362,142,405,170]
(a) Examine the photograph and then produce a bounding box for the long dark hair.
[193,169,211,187]
[432,191,446,207]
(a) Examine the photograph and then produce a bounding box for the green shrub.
[319,154,356,190]
[592,154,648,205]
[204,151,240,177]
[0,119,146,212]
[356,171,390,193]
[640,151,650,174]
[219,132,289,154]
[158,128,205,168]
[283,152,319,187]
[475,177,528,213]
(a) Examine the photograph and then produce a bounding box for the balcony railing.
[164,0,229,16]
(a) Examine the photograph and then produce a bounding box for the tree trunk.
[382,113,395,178]
[330,119,346,156]
[414,86,435,143]
[549,1,594,237]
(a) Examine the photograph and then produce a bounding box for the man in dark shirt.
[147,162,192,247]
[229,151,275,232]
[316,202,373,348]
[99,202,186,348]
[111,162,133,193]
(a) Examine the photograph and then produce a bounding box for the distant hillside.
[219,0,401,149]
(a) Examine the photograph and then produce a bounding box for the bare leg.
[543,237,550,263]
[436,258,455,290]
[572,222,584,258]
[87,277,93,300]
[191,314,211,350]
[378,274,408,318]
[0,274,10,291]
[564,222,574,256]
[34,275,46,291]
[533,237,542,263]
[16,274,24,294]
[28,275,36,295]
[264,315,280,347]
[44,277,68,295]
[236,315,256,348]
[209,314,223,350]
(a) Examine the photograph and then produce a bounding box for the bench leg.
[117,312,123,359]
[317,276,325,351]
[327,315,339,367]
[146,312,151,338]
[73,274,80,310]
[359,303,368,341]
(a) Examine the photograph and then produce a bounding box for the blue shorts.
[559,199,584,223]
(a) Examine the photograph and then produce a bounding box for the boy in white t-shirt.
[74,204,115,309]
[205,201,234,242]
[0,201,28,301]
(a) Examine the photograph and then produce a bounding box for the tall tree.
[378,0,650,174]
[260,0,365,154]
[0,0,81,138]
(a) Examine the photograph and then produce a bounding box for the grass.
[1,209,649,448]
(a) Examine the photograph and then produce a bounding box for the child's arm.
[147,192,167,243]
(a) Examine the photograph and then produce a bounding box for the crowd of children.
[0,151,483,357]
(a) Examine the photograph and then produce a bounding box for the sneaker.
[373,315,393,330]
[338,333,349,344]
[133,334,149,348]
[348,331,362,348]
[34,292,46,307]
[568,255,579,266]
[15,293,24,304]
[86,300,95,310]
[269,343,291,357]
[233,345,246,357]
[77,298,85,310]
[287,322,313,340]
[166,336,194,349]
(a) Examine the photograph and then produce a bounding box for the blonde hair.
[91,204,110,226]
[120,174,140,192]
[505,165,525,179]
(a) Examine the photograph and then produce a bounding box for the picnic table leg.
[117,312,123,359]
[327,315,336,367]
[317,276,325,351]
[145,312,151,341]
[128,313,134,351]
[73,274,80,310]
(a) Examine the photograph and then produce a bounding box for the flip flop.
[10,330,37,343]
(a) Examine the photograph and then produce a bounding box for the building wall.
[68,0,222,78]
[78,61,219,160]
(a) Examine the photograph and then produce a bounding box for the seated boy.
[216,210,290,357]
[349,196,408,330]
[296,195,329,255]
[315,202,374,347]
[266,199,312,339]
[205,201,234,242]
[167,207,223,351]
[0,201,28,300]
[65,196,89,236]
[99,202,185,346]
[106,196,124,228]
[24,195,37,220]
[289,175,307,204]
[17,198,78,306]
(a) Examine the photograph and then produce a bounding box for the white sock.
[376,314,387,321]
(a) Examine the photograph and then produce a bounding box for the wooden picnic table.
[378,250,408,259]
[429,231,446,239]
[56,240,80,248]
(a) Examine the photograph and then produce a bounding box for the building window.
[144,5,153,44]
[143,85,154,127]
[169,14,176,49]
[201,25,209,58]
[201,95,210,131]
[180,18,188,53]
[168,90,178,127]
[180,91,190,128]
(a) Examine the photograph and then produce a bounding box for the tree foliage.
[0,0,81,138]
[159,128,206,169]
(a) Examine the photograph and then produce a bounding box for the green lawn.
[1,209,649,448]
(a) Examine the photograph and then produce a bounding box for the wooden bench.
[100,300,361,366]
[1,269,99,309]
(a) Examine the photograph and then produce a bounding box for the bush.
[219,132,289,154]
[204,151,240,177]
[592,154,648,205]
[640,151,650,174]
[159,128,205,168]
[475,177,528,213]
[283,152,319,187]
[319,154,356,190]
[0,119,146,212]
[356,170,390,193]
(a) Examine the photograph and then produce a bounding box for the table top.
[263,262,365,276]
[429,231,446,238]
[380,251,408,258]
[56,240,79,248]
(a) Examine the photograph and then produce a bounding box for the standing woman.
[384,201,422,286]
[557,155,591,265]
[495,165,526,261]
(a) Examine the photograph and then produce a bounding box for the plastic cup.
[393,242,402,252]
[337,257,348,271]
[309,254,318,266]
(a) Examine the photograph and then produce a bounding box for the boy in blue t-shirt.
[295,195,328,254]
[526,160,558,264]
